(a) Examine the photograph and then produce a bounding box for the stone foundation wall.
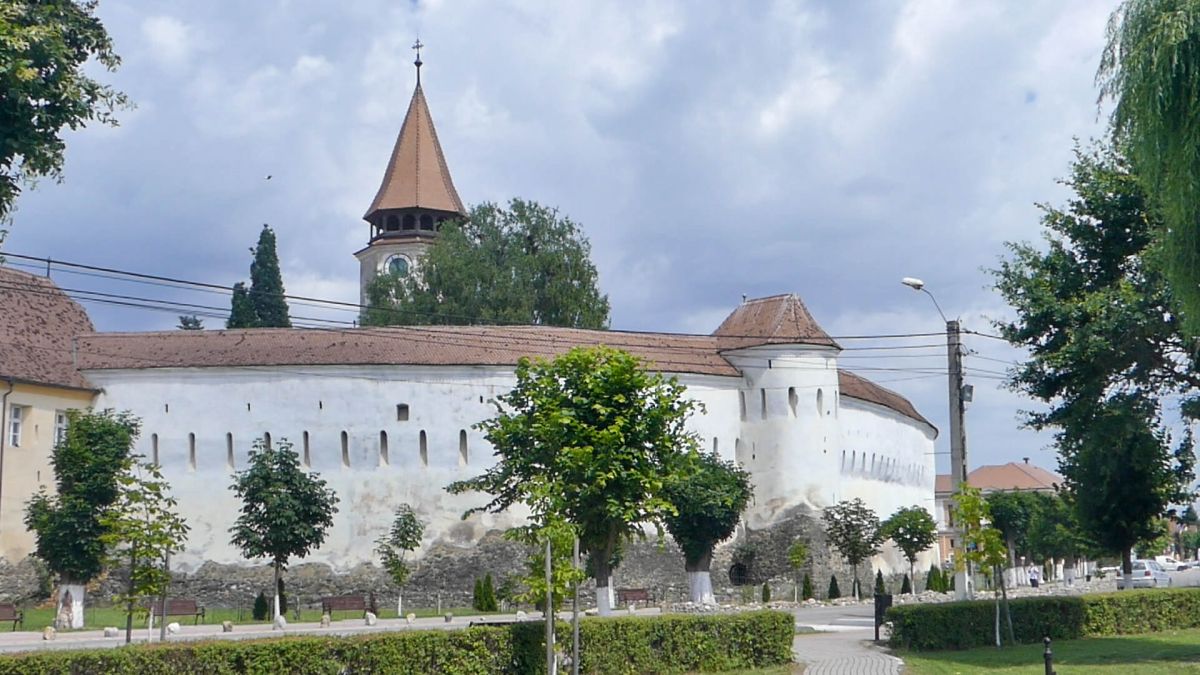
[1,506,923,610]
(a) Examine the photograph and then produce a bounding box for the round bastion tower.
[715,294,842,530]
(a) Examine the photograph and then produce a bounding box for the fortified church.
[0,57,938,605]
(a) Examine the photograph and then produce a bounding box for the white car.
[1155,556,1190,571]
[1116,560,1172,589]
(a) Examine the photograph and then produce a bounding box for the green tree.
[662,451,752,605]
[901,574,912,594]
[252,591,268,621]
[926,563,945,593]
[375,503,424,617]
[801,573,814,600]
[229,438,339,621]
[0,0,128,228]
[821,498,884,601]
[176,315,203,330]
[827,575,840,600]
[1181,530,1200,559]
[99,460,189,643]
[481,573,497,612]
[882,505,938,594]
[24,409,138,628]
[363,199,610,328]
[874,570,885,595]
[787,539,809,601]
[503,518,585,613]
[1026,492,1092,584]
[993,142,1198,582]
[984,491,1045,566]
[227,226,290,328]
[448,346,699,614]
[1099,0,1200,335]
[952,485,1014,647]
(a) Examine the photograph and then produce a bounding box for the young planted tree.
[953,485,1013,647]
[375,504,424,617]
[503,518,585,613]
[99,460,189,643]
[448,346,700,614]
[0,0,129,224]
[229,438,339,621]
[24,409,138,628]
[822,498,884,601]
[787,539,809,602]
[363,199,610,328]
[228,225,291,328]
[882,506,938,594]
[662,451,752,604]
[176,315,203,330]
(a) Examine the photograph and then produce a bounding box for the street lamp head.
[901,277,925,291]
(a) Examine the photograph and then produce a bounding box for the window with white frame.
[8,405,24,448]
[54,410,69,446]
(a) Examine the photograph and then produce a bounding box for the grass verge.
[901,627,1200,674]
[17,605,503,632]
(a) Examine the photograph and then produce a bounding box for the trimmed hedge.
[0,610,794,675]
[887,587,1200,651]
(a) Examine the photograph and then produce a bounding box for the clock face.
[386,255,410,277]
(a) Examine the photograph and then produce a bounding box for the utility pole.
[545,538,556,675]
[946,319,970,600]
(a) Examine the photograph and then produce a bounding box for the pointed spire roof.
[364,82,466,219]
[712,294,840,349]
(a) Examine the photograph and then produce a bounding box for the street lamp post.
[902,277,970,600]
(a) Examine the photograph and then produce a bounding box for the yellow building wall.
[0,383,95,563]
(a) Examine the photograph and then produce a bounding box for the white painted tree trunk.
[594,581,614,615]
[59,583,85,629]
[687,571,715,605]
[397,592,403,618]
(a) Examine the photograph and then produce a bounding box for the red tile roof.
[935,461,1061,495]
[364,83,465,219]
[0,266,94,390]
[712,294,839,348]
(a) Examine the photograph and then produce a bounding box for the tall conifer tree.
[227,282,257,328]
[249,225,290,327]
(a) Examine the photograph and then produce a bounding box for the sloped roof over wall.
[712,294,840,349]
[935,461,1061,494]
[0,266,94,390]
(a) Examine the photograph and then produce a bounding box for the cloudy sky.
[4,0,1122,474]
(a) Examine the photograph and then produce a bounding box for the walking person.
[1028,562,1041,589]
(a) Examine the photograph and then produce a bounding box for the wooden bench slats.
[152,598,205,624]
[321,595,368,616]
[0,603,23,631]
[616,588,651,605]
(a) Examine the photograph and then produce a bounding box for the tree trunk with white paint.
[273,562,282,622]
[58,583,85,630]
[685,550,716,605]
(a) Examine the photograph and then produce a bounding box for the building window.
[227,433,235,471]
[403,214,416,230]
[380,430,390,467]
[396,404,410,421]
[151,433,159,466]
[188,433,197,471]
[8,405,23,447]
[302,431,310,467]
[459,430,469,466]
[54,410,68,446]
[816,388,824,416]
[712,437,719,454]
[788,388,798,418]
[419,430,428,466]
[738,392,746,421]
[760,389,767,420]
[386,214,399,231]
[420,214,434,230]
[263,432,272,449]
[341,431,350,467]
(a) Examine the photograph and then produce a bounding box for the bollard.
[1043,636,1055,675]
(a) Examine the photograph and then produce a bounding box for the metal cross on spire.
[412,38,424,83]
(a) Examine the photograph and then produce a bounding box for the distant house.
[933,459,1061,565]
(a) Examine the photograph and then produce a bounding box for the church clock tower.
[355,41,467,306]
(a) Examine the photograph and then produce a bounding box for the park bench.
[0,604,22,631]
[616,588,651,608]
[152,598,205,625]
[321,594,368,618]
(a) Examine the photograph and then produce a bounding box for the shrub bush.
[761,582,770,603]
[925,564,943,593]
[0,610,795,674]
[801,573,814,600]
[874,571,885,595]
[887,587,1200,651]
[900,574,912,595]
[251,591,268,621]
[827,575,840,600]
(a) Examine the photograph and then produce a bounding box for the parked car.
[1154,555,1190,571]
[1116,560,1172,589]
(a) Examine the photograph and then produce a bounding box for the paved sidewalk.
[794,628,904,675]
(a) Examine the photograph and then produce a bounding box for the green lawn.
[16,605,503,632]
[902,628,1200,674]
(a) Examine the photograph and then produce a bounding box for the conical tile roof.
[712,294,840,349]
[364,83,465,219]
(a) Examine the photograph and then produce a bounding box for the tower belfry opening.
[354,41,467,307]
